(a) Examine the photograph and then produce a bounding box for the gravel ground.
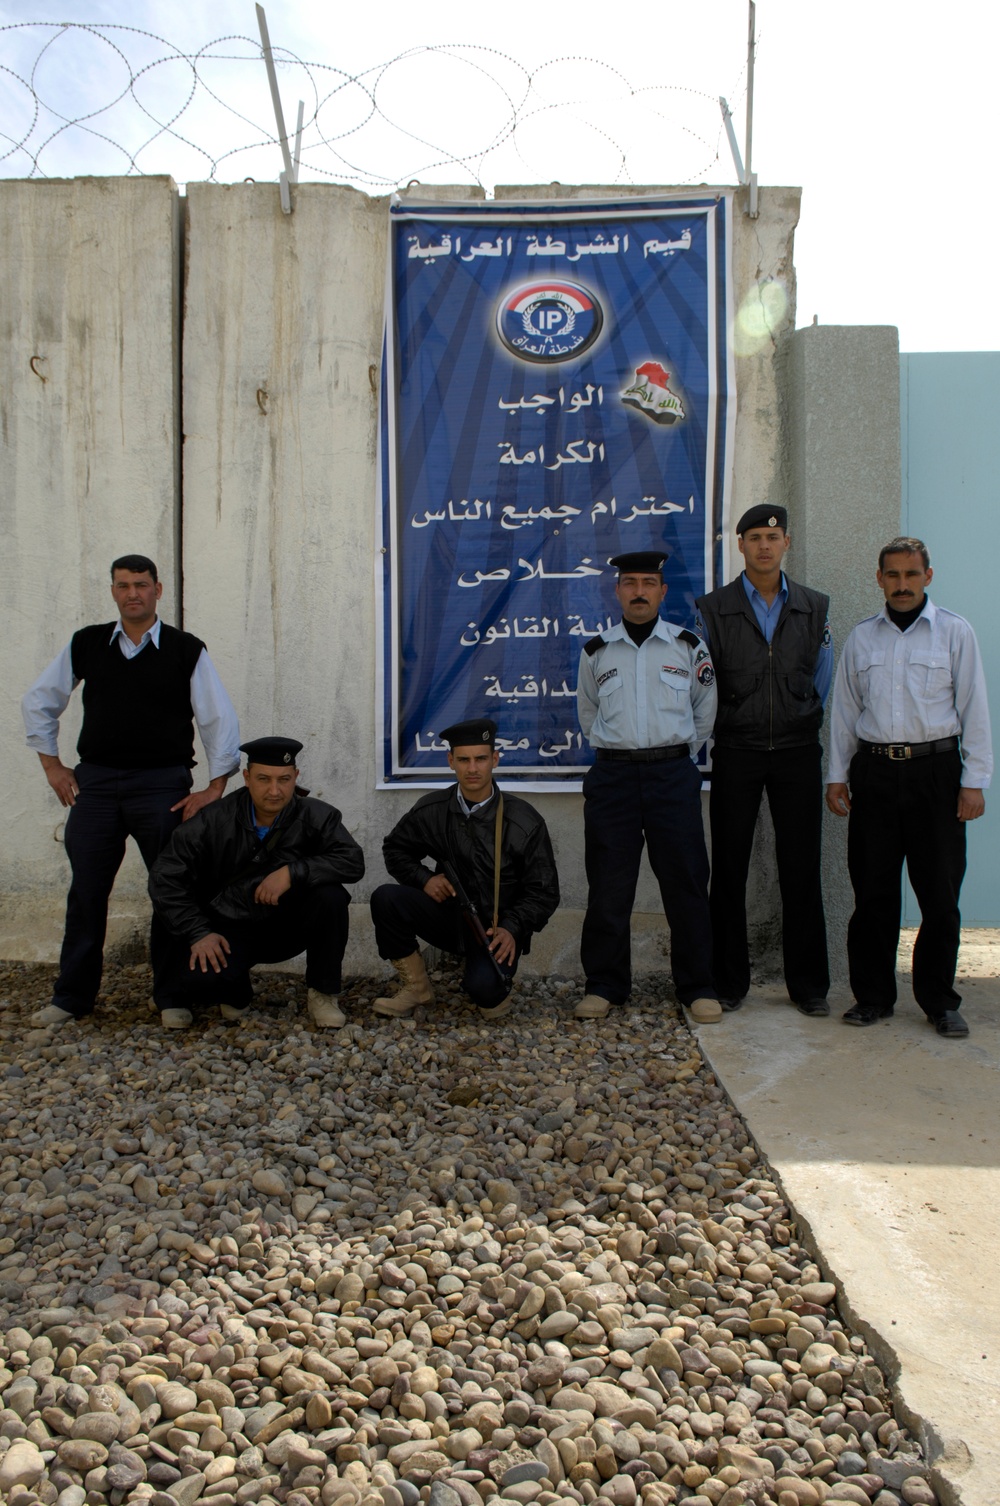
[0,960,938,1506]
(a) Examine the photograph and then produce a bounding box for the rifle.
[441,861,508,985]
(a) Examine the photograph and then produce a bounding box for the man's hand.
[826,782,852,817]
[189,932,231,973]
[254,866,292,905]
[39,754,78,808]
[487,925,517,966]
[424,874,456,903]
[172,775,229,822]
[958,787,986,822]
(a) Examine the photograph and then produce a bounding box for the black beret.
[609,551,668,573]
[439,718,497,749]
[736,504,788,535]
[240,736,303,766]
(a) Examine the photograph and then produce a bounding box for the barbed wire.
[0,21,750,193]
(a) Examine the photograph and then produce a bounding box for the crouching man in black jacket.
[149,737,364,1030]
[370,718,559,1020]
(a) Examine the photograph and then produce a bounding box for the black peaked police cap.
[240,736,303,766]
[439,718,497,749]
[610,551,668,573]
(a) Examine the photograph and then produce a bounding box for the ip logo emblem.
[496,281,604,364]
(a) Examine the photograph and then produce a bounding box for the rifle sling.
[493,793,503,935]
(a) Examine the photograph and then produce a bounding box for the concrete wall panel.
[783,325,902,973]
[181,183,392,971]
[0,177,181,957]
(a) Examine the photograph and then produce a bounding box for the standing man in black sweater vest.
[22,554,241,1028]
[696,506,833,1016]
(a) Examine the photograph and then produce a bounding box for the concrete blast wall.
[1,178,181,958]
[0,177,901,986]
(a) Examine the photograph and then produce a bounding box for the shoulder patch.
[584,634,606,657]
[678,629,700,648]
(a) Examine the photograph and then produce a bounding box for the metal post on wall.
[255,3,304,215]
[719,0,758,218]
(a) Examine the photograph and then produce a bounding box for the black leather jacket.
[382,784,559,951]
[696,575,830,750]
[149,788,364,941]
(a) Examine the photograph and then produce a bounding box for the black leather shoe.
[934,1010,969,1038]
[796,998,830,1017]
[842,1004,894,1026]
[719,996,745,1012]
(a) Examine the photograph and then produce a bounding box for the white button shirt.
[828,598,992,788]
[577,618,717,751]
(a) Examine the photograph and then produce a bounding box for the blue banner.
[378,194,734,784]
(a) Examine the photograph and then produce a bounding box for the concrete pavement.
[697,929,1000,1506]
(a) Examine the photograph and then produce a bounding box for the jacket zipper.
[768,640,774,750]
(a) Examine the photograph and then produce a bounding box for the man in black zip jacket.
[369,718,559,1020]
[149,737,364,1029]
[695,505,833,1016]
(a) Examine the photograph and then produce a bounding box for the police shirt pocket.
[856,651,886,696]
[910,650,951,696]
[659,667,687,695]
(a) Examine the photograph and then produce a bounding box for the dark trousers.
[156,883,351,1012]
[54,762,192,1017]
[580,757,714,1006]
[369,884,519,1007]
[709,742,829,1003]
[846,748,966,1018]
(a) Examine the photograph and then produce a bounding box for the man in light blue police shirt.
[827,537,992,1038]
[576,551,720,1025]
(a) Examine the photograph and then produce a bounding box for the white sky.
[1,0,997,352]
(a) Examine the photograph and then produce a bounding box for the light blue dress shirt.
[577,618,717,751]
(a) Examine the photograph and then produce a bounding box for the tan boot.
[687,996,722,1023]
[373,952,435,1017]
[575,993,611,1020]
[307,989,345,1028]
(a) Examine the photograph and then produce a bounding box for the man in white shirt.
[22,554,241,1027]
[826,537,992,1037]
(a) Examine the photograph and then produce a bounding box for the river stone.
[0,1440,46,1491]
[586,1383,632,1417]
[501,1461,549,1486]
[57,1439,109,1470]
[797,1283,837,1307]
[105,1449,147,1490]
[157,1382,200,1418]
[72,1410,122,1444]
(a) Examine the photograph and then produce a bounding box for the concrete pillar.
[181,183,392,970]
[782,324,902,977]
[0,177,181,958]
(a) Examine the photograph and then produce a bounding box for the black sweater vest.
[70,622,205,769]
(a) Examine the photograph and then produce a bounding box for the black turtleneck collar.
[624,617,658,646]
[886,596,928,632]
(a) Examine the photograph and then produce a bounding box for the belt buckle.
[887,744,910,761]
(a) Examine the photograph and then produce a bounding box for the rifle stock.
[441,862,506,981]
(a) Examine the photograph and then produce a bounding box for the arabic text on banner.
[378,194,735,783]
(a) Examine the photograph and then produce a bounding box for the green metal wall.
[900,353,1000,924]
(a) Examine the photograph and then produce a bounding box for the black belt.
[596,745,690,763]
[859,736,959,761]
